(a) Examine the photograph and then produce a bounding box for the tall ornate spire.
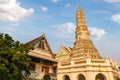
[76,5,90,40]
[71,6,101,60]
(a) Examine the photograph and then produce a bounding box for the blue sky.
[0,0,120,65]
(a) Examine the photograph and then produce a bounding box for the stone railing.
[59,58,111,68]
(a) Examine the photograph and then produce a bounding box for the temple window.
[42,66,49,73]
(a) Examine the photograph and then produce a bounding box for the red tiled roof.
[27,34,55,60]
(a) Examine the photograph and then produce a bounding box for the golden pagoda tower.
[56,5,119,80]
[71,5,101,60]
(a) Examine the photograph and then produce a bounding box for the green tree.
[0,33,33,80]
[115,76,120,80]
[43,74,51,80]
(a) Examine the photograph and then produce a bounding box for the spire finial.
[78,4,80,8]
[78,4,81,10]
[42,33,45,37]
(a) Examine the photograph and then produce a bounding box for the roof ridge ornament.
[42,33,45,37]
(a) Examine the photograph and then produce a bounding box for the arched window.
[77,74,85,80]
[95,73,106,80]
[63,75,70,80]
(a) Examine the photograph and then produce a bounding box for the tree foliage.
[43,74,51,80]
[0,33,33,80]
[115,76,120,80]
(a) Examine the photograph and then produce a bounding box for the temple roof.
[28,48,56,62]
[56,46,72,62]
[56,46,72,57]
[28,34,50,49]
[27,34,56,62]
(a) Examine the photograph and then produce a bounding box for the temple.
[27,34,57,80]
[56,5,119,80]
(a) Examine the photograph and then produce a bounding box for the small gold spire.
[78,5,80,9]
[77,5,82,10]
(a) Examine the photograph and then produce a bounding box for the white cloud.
[89,27,107,39]
[53,22,75,39]
[56,22,75,34]
[65,3,70,8]
[51,0,59,3]
[111,14,120,24]
[0,0,34,22]
[54,23,106,39]
[104,0,120,3]
[41,6,48,12]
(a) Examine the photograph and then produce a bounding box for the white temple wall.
[57,71,115,80]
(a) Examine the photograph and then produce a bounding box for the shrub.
[43,74,51,80]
